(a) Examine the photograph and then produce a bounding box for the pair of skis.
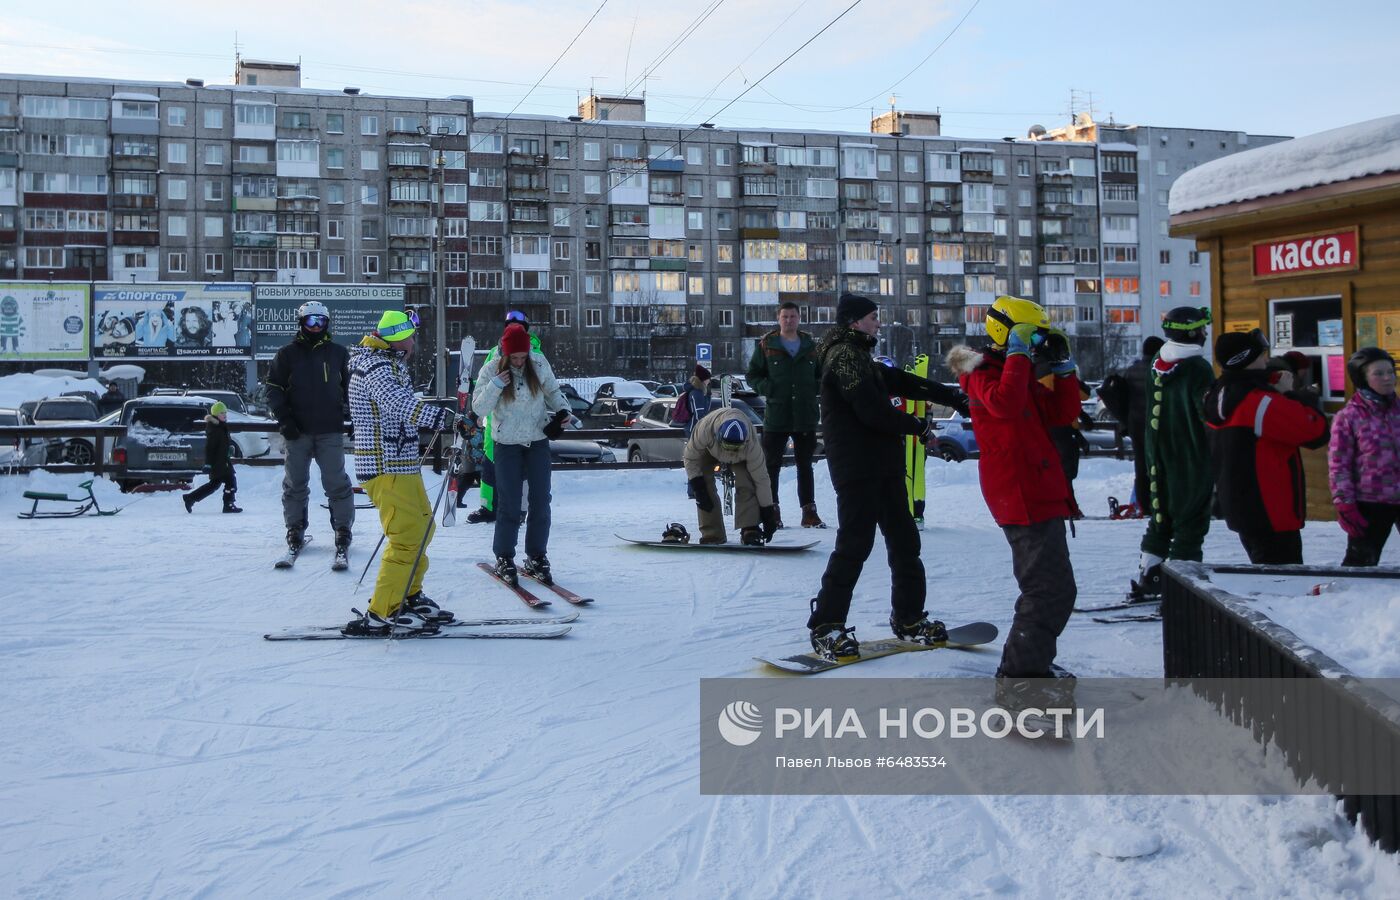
[473,562,594,608]
[1075,596,1161,624]
[443,335,478,527]
[274,535,351,572]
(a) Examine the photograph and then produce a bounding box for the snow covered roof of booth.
[1170,114,1400,216]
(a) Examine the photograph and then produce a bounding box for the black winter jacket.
[204,416,232,479]
[265,332,351,435]
[815,325,967,488]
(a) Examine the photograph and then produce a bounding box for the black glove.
[689,476,714,513]
[543,409,570,440]
[279,420,302,441]
[759,505,778,541]
[951,392,971,418]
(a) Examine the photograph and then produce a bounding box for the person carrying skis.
[471,322,570,587]
[1131,306,1215,600]
[1204,329,1329,565]
[344,310,456,635]
[464,310,539,523]
[1330,347,1400,567]
[805,293,968,661]
[947,295,1082,697]
[682,407,778,546]
[747,301,824,528]
[265,300,355,562]
[182,401,241,514]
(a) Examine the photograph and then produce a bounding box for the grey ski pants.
[282,432,355,533]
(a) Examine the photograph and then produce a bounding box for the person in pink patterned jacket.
[1329,347,1400,566]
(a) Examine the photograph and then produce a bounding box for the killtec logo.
[717,701,764,746]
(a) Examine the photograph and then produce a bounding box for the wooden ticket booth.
[1169,115,1400,519]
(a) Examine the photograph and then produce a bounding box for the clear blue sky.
[1,0,1394,141]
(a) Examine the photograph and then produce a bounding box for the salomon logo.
[717,700,764,746]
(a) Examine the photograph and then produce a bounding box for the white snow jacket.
[472,351,567,447]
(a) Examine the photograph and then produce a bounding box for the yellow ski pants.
[362,473,435,617]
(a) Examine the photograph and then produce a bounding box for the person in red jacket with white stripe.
[1203,329,1329,565]
[947,296,1083,694]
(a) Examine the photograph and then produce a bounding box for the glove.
[1005,323,1042,359]
[950,392,970,417]
[689,476,714,513]
[759,505,779,541]
[1336,503,1368,539]
[543,409,570,440]
[279,420,302,441]
[438,409,458,433]
[1045,329,1076,375]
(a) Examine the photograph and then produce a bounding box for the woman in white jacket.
[472,322,569,586]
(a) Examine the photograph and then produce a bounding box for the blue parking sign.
[696,343,712,365]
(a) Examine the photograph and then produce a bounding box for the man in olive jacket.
[747,301,824,528]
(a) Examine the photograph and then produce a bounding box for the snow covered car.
[0,407,48,468]
[110,396,272,490]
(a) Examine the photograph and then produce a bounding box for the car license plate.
[148,452,186,462]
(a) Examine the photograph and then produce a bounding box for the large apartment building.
[0,67,1285,379]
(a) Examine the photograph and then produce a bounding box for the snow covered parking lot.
[3,458,1398,897]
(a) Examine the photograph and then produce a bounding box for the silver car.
[111,396,272,490]
[625,398,763,463]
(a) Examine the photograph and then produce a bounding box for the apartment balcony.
[607,257,649,270]
[649,258,686,272]
[507,151,549,168]
[738,227,778,241]
[839,195,878,210]
[0,150,17,168]
[648,190,684,205]
[233,232,277,248]
[507,184,549,198]
[608,222,649,238]
[232,159,277,176]
[111,147,158,171]
[389,234,432,248]
[959,167,994,183]
[112,194,158,211]
[387,197,432,210]
[1038,201,1074,217]
[647,157,684,173]
[276,234,320,251]
[739,192,779,208]
[1037,168,1074,182]
[113,228,160,246]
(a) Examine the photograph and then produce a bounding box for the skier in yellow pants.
[344,309,456,636]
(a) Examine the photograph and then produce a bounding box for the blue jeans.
[492,439,552,560]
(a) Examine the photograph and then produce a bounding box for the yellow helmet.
[986,295,1049,346]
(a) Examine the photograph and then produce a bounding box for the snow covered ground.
[3,457,1399,897]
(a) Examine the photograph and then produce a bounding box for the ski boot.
[403,591,454,623]
[494,556,518,587]
[810,622,860,662]
[1128,565,1162,603]
[891,613,949,645]
[522,555,552,586]
[994,664,1077,713]
[740,526,765,547]
[661,522,691,544]
[286,528,306,553]
[343,607,440,637]
[466,506,496,524]
[222,500,243,514]
[334,527,353,554]
[800,503,826,529]
[182,494,195,513]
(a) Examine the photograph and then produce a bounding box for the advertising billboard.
[253,284,405,359]
[0,281,90,361]
[93,283,255,359]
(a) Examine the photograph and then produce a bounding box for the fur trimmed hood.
[946,344,986,377]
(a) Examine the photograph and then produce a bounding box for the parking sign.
[696,343,712,365]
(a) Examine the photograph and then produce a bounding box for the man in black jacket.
[265,301,355,556]
[1097,335,1163,514]
[805,293,970,660]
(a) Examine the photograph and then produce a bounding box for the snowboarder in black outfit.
[183,401,241,513]
[806,293,970,660]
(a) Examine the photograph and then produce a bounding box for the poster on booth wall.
[93,283,255,359]
[0,281,89,360]
[252,284,405,359]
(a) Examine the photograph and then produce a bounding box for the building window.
[718,309,734,327]
[584,142,600,161]
[687,211,704,231]
[470,270,503,289]
[553,173,570,193]
[168,252,187,273]
[236,145,269,163]
[585,308,602,327]
[167,107,187,127]
[689,276,705,296]
[204,144,224,165]
[554,274,571,293]
[204,253,224,274]
[585,275,601,295]
[327,254,345,275]
[204,181,225,201]
[1189,250,1201,266]
[361,115,379,135]
[715,147,732,166]
[326,113,344,133]
[1189,281,1201,297]
[204,108,223,129]
[326,148,344,169]
[168,179,188,200]
[717,277,733,296]
[554,308,572,327]
[1159,280,1171,297]
[167,215,187,237]
[363,255,380,276]
[551,139,569,159]
[1159,250,1171,265]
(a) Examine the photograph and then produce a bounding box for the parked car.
[653,382,685,398]
[147,387,251,415]
[625,397,763,463]
[0,407,48,468]
[578,396,649,444]
[926,401,977,462]
[594,380,656,402]
[23,396,102,465]
[110,396,272,490]
[548,438,617,465]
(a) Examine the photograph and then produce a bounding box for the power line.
[616,0,726,100]
[487,0,611,130]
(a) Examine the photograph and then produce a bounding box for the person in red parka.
[947,296,1083,687]
[1203,329,1329,564]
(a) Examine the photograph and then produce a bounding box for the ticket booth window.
[1268,295,1343,400]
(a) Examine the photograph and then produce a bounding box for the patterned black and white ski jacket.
[348,335,451,482]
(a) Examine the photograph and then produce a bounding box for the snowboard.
[444,335,477,527]
[265,625,571,641]
[757,621,999,674]
[616,535,818,553]
[274,534,313,569]
[903,353,930,524]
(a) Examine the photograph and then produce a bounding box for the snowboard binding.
[1107,496,1144,520]
[661,522,691,544]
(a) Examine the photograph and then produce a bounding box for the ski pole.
[356,426,452,591]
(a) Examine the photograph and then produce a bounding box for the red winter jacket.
[948,345,1083,526]
[1203,371,1329,534]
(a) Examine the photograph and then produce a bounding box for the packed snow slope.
[3,458,1398,898]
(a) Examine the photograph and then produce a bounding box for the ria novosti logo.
[717,700,763,746]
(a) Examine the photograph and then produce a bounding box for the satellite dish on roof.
[1028,124,1047,139]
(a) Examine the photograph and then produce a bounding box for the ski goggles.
[302,314,329,328]
[409,309,421,328]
